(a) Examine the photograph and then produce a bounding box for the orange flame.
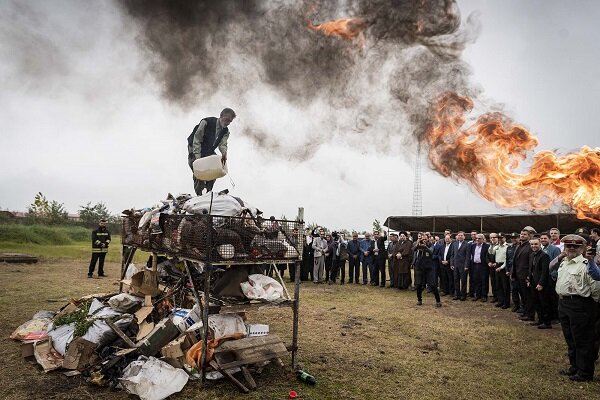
[425,92,600,222]
[307,18,367,45]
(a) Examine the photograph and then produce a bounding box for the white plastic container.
[192,155,228,181]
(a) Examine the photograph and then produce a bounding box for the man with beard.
[528,237,552,329]
[347,232,362,284]
[372,230,388,287]
[550,234,600,382]
[396,232,413,289]
[88,219,111,278]
[301,228,314,281]
[414,236,442,307]
[388,233,400,288]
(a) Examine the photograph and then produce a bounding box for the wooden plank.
[105,320,137,348]
[214,339,289,371]
[209,360,249,394]
[214,335,283,352]
[241,366,257,390]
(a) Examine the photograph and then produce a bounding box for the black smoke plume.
[119,0,481,159]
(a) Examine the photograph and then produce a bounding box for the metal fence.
[122,214,303,263]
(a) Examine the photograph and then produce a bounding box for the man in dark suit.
[528,237,552,329]
[466,233,491,301]
[450,231,469,300]
[513,228,534,320]
[432,237,445,294]
[347,232,362,284]
[372,230,388,287]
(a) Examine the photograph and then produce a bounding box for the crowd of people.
[292,225,600,382]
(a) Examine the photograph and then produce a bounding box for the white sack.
[47,323,75,356]
[182,192,259,217]
[240,274,284,301]
[207,313,247,340]
[120,356,189,400]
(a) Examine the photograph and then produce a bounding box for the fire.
[425,92,600,222]
[307,17,367,45]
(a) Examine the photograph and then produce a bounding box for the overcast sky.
[0,0,598,231]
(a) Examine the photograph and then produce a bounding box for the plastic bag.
[240,274,284,301]
[120,356,189,400]
[47,323,75,355]
[10,318,52,341]
[108,293,143,313]
[124,263,139,280]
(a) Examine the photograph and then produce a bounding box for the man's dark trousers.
[88,252,107,276]
[559,296,596,380]
[348,256,360,283]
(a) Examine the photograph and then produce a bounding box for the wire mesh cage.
[122,214,303,263]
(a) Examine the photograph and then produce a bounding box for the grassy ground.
[1,246,600,399]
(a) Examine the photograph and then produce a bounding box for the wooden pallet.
[0,253,38,264]
[212,335,288,392]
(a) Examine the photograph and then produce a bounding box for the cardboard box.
[161,336,186,360]
[21,341,35,359]
[129,270,161,297]
[63,337,98,370]
[171,304,202,333]
[246,324,269,337]
[33,338,63,372]
[137,318,180,357]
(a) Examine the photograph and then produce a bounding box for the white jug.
[192,155,228,181]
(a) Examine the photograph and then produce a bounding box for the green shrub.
[0,223,90,245]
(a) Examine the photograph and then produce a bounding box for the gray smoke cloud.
[118,0,481,159]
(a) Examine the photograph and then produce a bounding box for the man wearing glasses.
[550,234,600,382]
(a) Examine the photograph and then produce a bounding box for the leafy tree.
[48,200,68,225]
[27,192,50,219]
[79,202,111,227]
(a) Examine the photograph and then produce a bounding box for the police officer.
[88,219,111,278]
[552,234,600,382]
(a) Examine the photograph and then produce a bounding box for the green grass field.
[1,224,599,399]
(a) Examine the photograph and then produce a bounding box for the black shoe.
[559,367,577,376]
[520,316,534,322]
[87,274,93,278]
[495,303,503,308]
[569,374,592,382]
[501,305,510,309]
[481,297,488,302]
[537,324,552,330]
[340,281,345,285]
[98,274,107,277]
[529,321,542,326]
[460,297,466,301]
[416,300,423,306]
[435,302,442,308]
[490,298,498,303]
[511,306,519,312]
[452,296,460,300]
[472,297,480,302]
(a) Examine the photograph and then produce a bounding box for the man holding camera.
[414,235,441,307]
